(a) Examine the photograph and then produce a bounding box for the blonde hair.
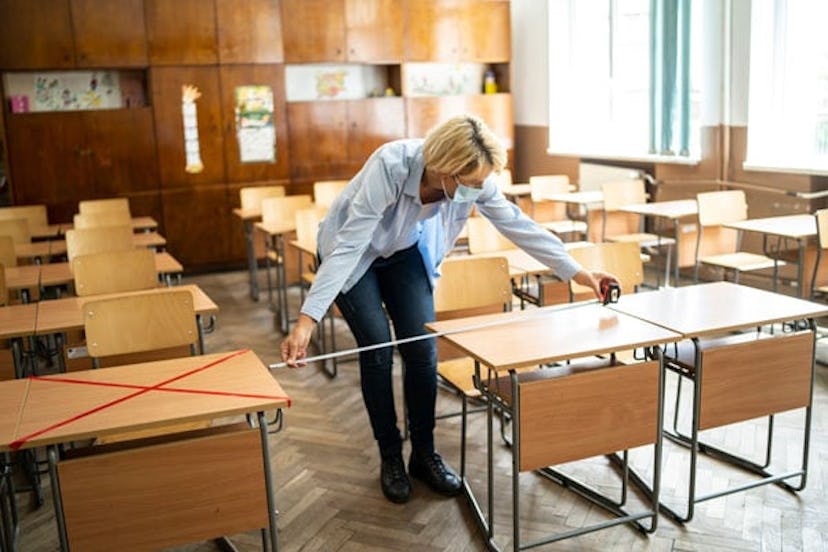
[422,115,507,178]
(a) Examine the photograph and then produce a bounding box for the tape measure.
[600,280,621,305]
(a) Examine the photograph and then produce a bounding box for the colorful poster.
[235,85,276,163]
[30,71,121,111]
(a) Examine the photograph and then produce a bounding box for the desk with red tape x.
[1,349,291,552]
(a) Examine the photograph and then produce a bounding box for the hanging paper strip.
[181,84,204,174]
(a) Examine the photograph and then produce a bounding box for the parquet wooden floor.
[14,268,828,551]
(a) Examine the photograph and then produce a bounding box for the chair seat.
[608,233,676,248]
[700,251,784,271]
[438,358,482,398]
[541,220,588,235]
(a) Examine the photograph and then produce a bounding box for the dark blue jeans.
[334,244,437,460]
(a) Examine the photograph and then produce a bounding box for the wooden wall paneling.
[726,126,814,193]
[124,191,164,233]
[281,0,346,62]
[344,0,403,62]
[346,97,406,168]
[405,0,460,61]
[466,0,511,62]
[405,94,514,149]
[0,0,75,69]
[5,112,87,221]
[145,0,218,65]
[286,100,348,180]
[161,185,233,267]
[83,108,159,196]
[71,0,148,67]
[216,0,284,64]
[150,66,226,187]
[219,64,290,182]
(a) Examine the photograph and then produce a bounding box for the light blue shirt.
[300,139,583,322]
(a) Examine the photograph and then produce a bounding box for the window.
[745,0,828,174]
[547,0,702,162]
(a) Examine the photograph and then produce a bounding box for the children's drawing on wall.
[31,71,120,111]
[181,84,204,174]
[235,85,276,163]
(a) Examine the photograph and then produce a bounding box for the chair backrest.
[261,195,314,225]
[294,206,326,247]
[0,264,7,307]
[601,179,647,212]
[816,209,828,250]
[466,216,517,254]
[528,175,570,222]
[433,255,512,360]
[695,190,746,257]
[313,180,348,209]
[569,241,643,297]
[0,218,30,244]
[65,225,134,261]
[78,197,131,217]
[73,249,158,297]
[83,289,198,362]
[0,205,48,229]
[0,235,16,268]
[239,185,286,211]
[73,210,132,229]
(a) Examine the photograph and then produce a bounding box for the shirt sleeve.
[474,182,583,281]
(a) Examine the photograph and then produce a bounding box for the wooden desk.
[29,224,62,241]
[233,207,264,301]
[57,216,159,235]
[4,265,40,303]
[619,199,698,285]
[0,303,37,379]
[1,349,290,551]
[609,282,828,522]
[254,220,297,334]
[723,214,816,297]
[427,303,680,549]
[541,191,604,242]
[38,251,183,292]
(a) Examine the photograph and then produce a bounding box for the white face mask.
[441,175,483,204]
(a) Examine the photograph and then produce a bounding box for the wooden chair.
[312,180,348,209]
[78,197,131,217]
[529,174,587,240]
[433,255,513,474]
[65,225,135,261]
[72,249,158,296]
[569,241,644,302]
[810,208,828,299]
[601,179,675,286]
[239,184,286,211]
[694,190,783,289]
[466,216,517,255]
[0,204,48,229]
[0,218,30,245]
[73,210,132,229]
[0,235,16,268]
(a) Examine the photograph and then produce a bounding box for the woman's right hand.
[280,313,317,367]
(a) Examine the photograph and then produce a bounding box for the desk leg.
[243,220,260,302]
[673,220,681,286]
[47,446,69,552]
[258,411,279,552]
[275,235,289,334]
[797,240,805,298]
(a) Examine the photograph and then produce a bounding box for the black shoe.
[408,451,462,496]
[380,455,411,503]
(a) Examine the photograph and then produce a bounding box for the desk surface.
[254,220,296,236]
[0,302,37,339]
[34,284,218,335]
[2,349,289,451]
[427,302,680,371]
[619,199,698,220]
[542,191,604,205]
[0,378,30,447]
[609,282,828,338]
[4,264,40,291]
[232,207,262,221]
[723,214,816,240]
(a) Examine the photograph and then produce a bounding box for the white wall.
[510,0,549,126]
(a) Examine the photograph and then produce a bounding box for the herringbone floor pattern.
[15,269,828,551]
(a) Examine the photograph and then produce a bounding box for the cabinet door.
[216,0,283,63]
[71,0,148,67]
[219,64,291,182]
[0,0,75,69]
[83,108,159,196]
[145,0,218,65]
[5,112,86,221]
[347,97,406,167]
[287,101,348,179]
[345,0,403,62]
[406,94,513,149]
[281,0,346,62]
[161,185,233,267]
[466,0,511,62]
[151,66,226,187]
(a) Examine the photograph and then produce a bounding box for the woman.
[281,115,617,504]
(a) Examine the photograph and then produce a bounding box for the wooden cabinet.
[281,0,403,63]
[0,0,76,69]
[216,0,284,64]
[5,109,159,223]
[219,64,291,182]
[287,97,405,181]
[151,66,226,187]
[71,0,148,67]
[145,0,218,65]
[405,94,513,147]
[405,0,510,62]
[0,0,148,69]
[161,185,234,267]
